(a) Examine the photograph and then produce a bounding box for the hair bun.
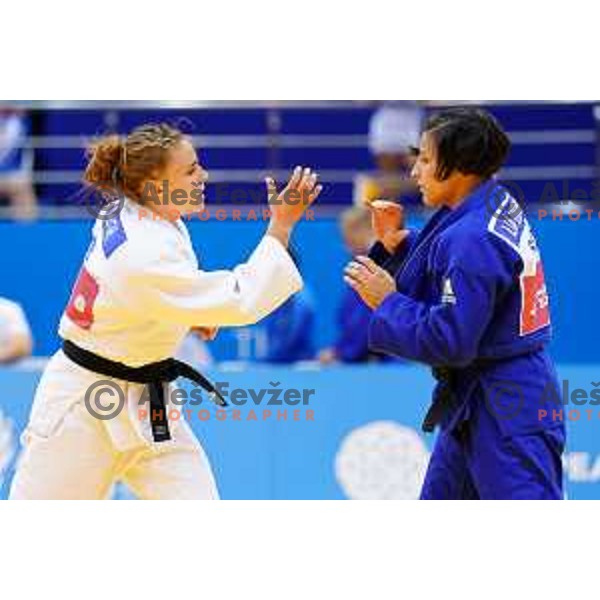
[84,135,123,186]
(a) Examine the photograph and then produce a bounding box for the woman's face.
[411,132,449,209]
[154,138,208,216]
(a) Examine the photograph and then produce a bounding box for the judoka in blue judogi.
[345,108,565,500]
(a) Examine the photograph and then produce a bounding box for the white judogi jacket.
[46,198,303,450]
[59,198,303,366]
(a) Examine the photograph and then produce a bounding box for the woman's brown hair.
[84,123,184,202]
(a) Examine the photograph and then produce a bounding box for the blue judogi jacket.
[368,180,563,437]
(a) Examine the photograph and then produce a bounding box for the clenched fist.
[368,199,411,254]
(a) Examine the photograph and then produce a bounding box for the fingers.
[343,265,364,290]
[370,199,403,212]
[283,165,321,208]
[344,257,381,285]
[369,200,403,220]
[344,257,389,289]
[304,171,320,207]
[287,166,319,191]
[297,168,319,203]
[287,166,303,190]
[298,167,313,191]
[343,269,370,307]
[343,274,360,290]
[355,256,379,273]
[370,201,404,224]
[306,182,323,207]
[344,260,370,286]
[265,176,278,200]
[343,263,373,307]
[344,257,396,311]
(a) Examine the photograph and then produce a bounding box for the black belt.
[421,367,461,433]
[62,339,227,443]
[421,352,540,433]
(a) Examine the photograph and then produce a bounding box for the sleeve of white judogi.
[121,235,304,327]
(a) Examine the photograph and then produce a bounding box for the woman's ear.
[152,179,163,196]
[150,179,168,198]
[137,178,162,205]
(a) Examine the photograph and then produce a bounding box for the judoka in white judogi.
[10,195,305,500]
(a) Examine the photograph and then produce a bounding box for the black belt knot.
[421,357,511,433]
[62,339,227,444]
[421,367,461,433]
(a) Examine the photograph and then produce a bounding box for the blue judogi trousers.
[420,399,565,500]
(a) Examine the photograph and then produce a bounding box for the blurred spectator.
[0,297,33,363]
[354,102,423,207]
[256,248,316,364]
[258,288,316,364]
[0,109,38,220]
[319,207,387,365]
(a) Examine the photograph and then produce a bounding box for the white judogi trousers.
[9,350,218,500]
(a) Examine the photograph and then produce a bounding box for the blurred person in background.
[354,102,423,207]
[0,109,38,220]
[0,297,33,363]
[258,249,316,364]
[319,207,387,365]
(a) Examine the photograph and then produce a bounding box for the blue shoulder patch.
[102,215,127,258]
[488,194,526,250]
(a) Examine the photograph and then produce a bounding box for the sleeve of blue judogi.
[369,233,515,367]
[369,230,419,276]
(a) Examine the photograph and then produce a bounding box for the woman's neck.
[445,177,485,210]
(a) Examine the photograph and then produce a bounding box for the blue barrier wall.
[1,215,599,363]
[30,102,599,208]
[1,364,599,500]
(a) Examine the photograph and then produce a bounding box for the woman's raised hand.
[267,166,322,230]
[368,199,410,254]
